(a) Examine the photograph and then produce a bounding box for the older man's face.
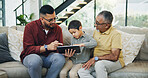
[94,15,109,33]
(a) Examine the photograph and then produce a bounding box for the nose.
[51,19,56,23]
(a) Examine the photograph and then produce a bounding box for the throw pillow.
[60,25,72,45]
[0,33,15,63]
[118,30,145,65]
[8,28,24,61]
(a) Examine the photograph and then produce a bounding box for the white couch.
[0,25,148,78]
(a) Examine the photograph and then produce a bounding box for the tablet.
[57,45,80,53]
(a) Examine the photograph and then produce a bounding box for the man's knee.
[78,68,85,74]
[78,68,88,76]
[23,54,43,69]
[95,60,105,70]
[52,53,65,64]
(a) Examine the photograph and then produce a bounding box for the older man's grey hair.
[97,11,113,24]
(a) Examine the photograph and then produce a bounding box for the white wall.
[5,0,39,26]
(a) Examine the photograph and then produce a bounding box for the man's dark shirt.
[20,19,63,62]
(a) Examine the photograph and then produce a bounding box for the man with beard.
[20,5,65,78]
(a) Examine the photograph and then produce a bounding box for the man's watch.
[94,57,99,61]
[44,45,48,51]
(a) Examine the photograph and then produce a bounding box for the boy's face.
[69,27,82,39]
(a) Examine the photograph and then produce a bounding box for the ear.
[40,17,43,20]
[105,24,110,28]
[79,26,82,30]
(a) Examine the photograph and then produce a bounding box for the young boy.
[60,20,97,78]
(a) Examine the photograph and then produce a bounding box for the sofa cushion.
[91,61,148,78]
[8,28,23,61]
[109,61,148,78]
[0,62,47,78]
[115,26,148,61]
[0,70,7,78]
[118,30,145,65]
[60,25,72,45]
[0,33,15,63]
[0,27,8,35]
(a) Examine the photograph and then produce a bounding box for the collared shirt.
[70,33,97,64]
[20,19,63,62]
[93,26,125,67]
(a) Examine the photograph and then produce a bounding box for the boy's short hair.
[68,20,82,30]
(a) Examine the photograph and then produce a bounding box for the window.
[96,0,126,26]
[42,0,63,9]
[0,0,5,26]
[66,1,94,27]
[127,0,148,27]
[42,0,148,27]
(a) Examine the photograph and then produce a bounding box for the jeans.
[23,53,65,78]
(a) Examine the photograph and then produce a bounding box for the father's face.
[42,12,57,29]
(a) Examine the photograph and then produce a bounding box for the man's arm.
[23,24,41,54]
[40,40,63,53]
[98,48,121,61]
[82,48,120,69]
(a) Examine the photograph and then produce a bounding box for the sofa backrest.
[0,25,147,61]
[114,26,148,61]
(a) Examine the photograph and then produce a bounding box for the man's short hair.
[40,5,54,15]
[98,11,113,24]
[68,20,82,30]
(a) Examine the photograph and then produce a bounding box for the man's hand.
[47,40,63,50]
[82,57,95,70]
[73,43,84,47]
[63,49,76,57]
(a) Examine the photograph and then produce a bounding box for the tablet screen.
[57,45,80,53]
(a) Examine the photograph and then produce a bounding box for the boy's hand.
[63,49,76,57]
[73,44,84,47]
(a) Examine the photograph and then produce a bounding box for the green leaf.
[29,13,34,20]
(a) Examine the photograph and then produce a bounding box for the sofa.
[0,25,148,78]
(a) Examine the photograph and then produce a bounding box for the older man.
[78,11,125,78]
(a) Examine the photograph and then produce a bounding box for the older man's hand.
[82,57,95,70]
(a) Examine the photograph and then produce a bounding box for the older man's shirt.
[70,33,97,64]
[93,26,125,67]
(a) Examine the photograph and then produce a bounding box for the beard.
[44,23,56,29]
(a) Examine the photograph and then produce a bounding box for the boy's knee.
[69,70,78,78]
[60,70,67,78]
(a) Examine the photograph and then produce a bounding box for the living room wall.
[5,0,39,26]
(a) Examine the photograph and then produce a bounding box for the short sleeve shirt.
[93,26,125,67]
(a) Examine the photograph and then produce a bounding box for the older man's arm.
[82,48,121,70]
[98,48,121,61]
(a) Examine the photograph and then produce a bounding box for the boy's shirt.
[70,33,97,64]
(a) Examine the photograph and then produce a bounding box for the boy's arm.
[73,35,97,48]
[83,35,97,48]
